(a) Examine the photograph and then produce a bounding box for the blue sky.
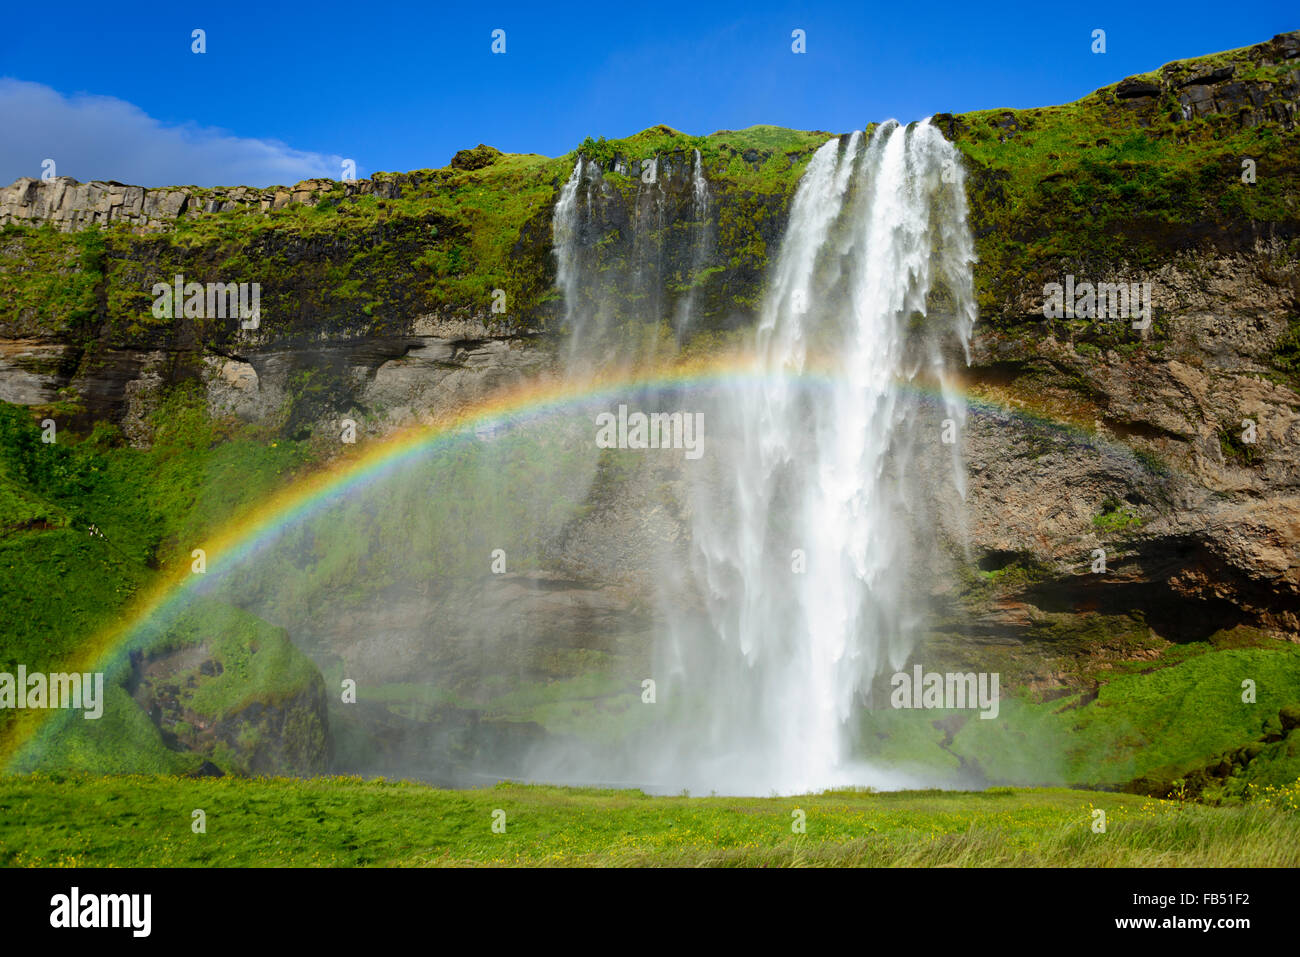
[1,1,1295,187]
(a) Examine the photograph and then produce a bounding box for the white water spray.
[652,120,976,794]
[542,122,975,794]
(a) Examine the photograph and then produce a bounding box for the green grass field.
[2,774,1297,867]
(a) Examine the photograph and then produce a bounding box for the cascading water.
[646,119,977,794]
[673,149,713,339]
[631,155,666,335]
[551,156,597,366]
[552,148,713,366]
[27,124,976,791]
[529,120,976,795]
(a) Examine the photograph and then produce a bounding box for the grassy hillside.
[868,642,1300,797]
[0,391,311,693]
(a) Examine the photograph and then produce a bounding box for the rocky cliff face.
[913,31,1300,686]
[0,127,823,440]
[0,143,526,232]
[0,307,545,444]
[959,244,1300,649]
[1113,31,1300,125]
[0,172,411,232]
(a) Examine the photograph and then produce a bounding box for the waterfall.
[552,157,583,331]
[552,148,714,365]
[632,155,665,336]
[654,119,976,794]
[545,121,975,794]
[673,149,712,339]
[552,156,596,366]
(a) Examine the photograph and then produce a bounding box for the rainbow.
[0,349,1138,769]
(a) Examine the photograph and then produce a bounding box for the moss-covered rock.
[128,599,332,775]
[450,144,504,171]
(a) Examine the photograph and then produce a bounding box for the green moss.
[1218,422,1262,466]
[0,225,104,337]
[7,685,201,776]
[137,599,321,719]
[1270,311,1300,384]
[11,595,328,775]
[1092,496,1143,533]
[1132,447,1171,478]
[947,645,1300,789]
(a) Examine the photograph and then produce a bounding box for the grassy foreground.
[1,774,1297,867]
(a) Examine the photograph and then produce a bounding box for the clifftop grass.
[946,34,1300,323]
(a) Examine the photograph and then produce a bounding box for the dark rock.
[1116,78,1163,99]
[1216,81,1261,111]
[1178,84,1216,117]
[189,761,225,778]
[1281,703,1300,731]
[1177,65,1235,87]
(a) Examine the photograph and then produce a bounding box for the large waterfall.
[548,120,977,794]
[668,120,975,793]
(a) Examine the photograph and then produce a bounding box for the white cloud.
[0,78,347,189]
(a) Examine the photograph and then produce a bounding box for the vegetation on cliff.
[0,124,832,363]
[0,392,309,694]
[944,32,1300,382]
[10,597,331,777]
